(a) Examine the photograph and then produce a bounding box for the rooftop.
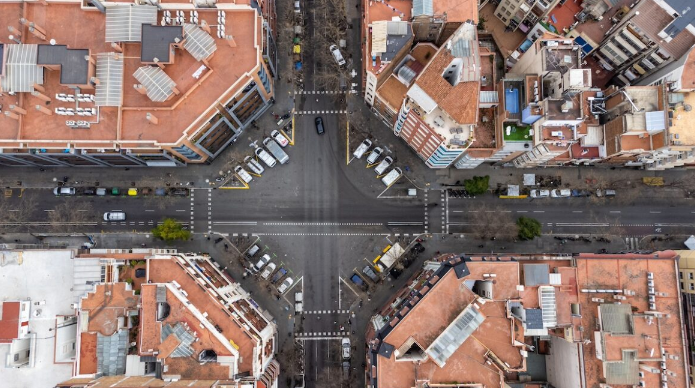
[669,92,695,146]
[0,250,80,388]
[0,1,261,151]
[575,252,688,388]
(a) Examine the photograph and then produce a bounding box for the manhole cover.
[685,104,692,112]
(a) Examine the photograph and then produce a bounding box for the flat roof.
[0,250,78,388]
[140,25,183,63]
[0,2,261,149]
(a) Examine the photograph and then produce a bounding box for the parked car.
[127,188,138,196]
[350,273,368,290]
[381,167,402,187]
[530,189,550,198]
[271,130,289,147]
[255,147,277,167]
[260,262,277,280]
[596,189,616,197]
[110,187,120,196]
[253,254,272,273]
[329,44,346,66]
[271,268,288,283]
[96,188,107,196]
[171,188,189,197]
[551,189,571,198]
[366,147,383,164]
[353,139,372,159]
[278,277,294,294]
[571,189,591,197]
[246,244,260,258]
[154,187,166,196]
[53,187,76,196]
[362,265,379,282]
[83,187,97,196]
[235,166,253,184]
[263,137,289,164]
[103,211,126,221]
[315,117,325,135]
[374,156,393,175]
[342,338,351,359]
[244,156,264,175]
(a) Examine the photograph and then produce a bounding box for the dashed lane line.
[264,222,382,226]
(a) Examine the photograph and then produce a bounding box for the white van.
[374,156,393,175]
[255,147,277,167]
[234,166,253,183]
[263,137,289,164]
[353,139,372,159]
[381,167,402,186]
[329,44,346,66]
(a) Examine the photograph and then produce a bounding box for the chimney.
[225,35,237,48]
[9,105,27,115]
[35,105,52,116]
[152,58,165,69]
[33,83,45,93]
[90,77,101,86]
[110,42,123,53]
[134,84,147,95]
[4,111,20,120]
[85,55,96,66]
[146,113,158,124]
[171,86,180,96]
[20,19,47,35]
[31,90,51,102]
[7,26,21,38]
[200,20,211,34]
[28,27,46,41]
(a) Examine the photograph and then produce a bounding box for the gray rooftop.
[95,53,124,107]
[599,304,634,335]
[382,22,412,63]
[1,44,43,93]
[662,0,695,38]
[105,4,158,42]
[141,25,183,63]
[161,323,195,358]
[97,330,128,375]
[412,0,433,17]
[523,263,549,286]
[605,350,639,385]
[37,45,89,85]
[525,308,544,329]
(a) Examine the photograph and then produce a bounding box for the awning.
[183,23,217,62]
[95,53,124,107]
[1,44,43,93]
[133,66,177,102]
[105,4,158,42]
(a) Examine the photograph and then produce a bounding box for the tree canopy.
[463,175,490,195]
[152,218,191,242]
[517,217,542,240]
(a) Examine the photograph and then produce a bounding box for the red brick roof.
[0,302,20,343]
[414,50,479,125]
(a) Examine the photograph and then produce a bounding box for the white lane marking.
[572,211,582,213]
[649,211,661,214]
[533,211,545,213]
[609,211,621,213]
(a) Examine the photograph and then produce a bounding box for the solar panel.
[95,53,123,107]
[133,66,177,102]
[183,23,217,62]
[539,286,557,328]
[645,111,666,133]
[105,5,158,42]
[1,44,43,93]
[425,304,485,366]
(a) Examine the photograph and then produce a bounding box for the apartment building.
[588,0,695,86]
[678,250,695,388]
[366,250,689,388]
[492,0,562,33]
[1,248,279,388]
[0,0,275,167]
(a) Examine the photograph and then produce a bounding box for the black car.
[171,188,189,197]
[83,187,97,196]
[315,117,325,135]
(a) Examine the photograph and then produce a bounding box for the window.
[25,350,30,357]
[506,11,511,16]
[14,354,19,361]
[690,283,694,291]
[680,272,684,279]
[689,273,693,280]
[681,282,685,290]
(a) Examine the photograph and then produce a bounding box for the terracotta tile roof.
[414,49,479,124]
[0,302,20,343]
[78,332,98,375]
[377,75,408,110]
[433,0,478,23]
[80,283,138,336]
[632,0,695,60]
[157,332,181,359]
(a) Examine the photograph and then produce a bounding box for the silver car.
[53,187,76,196]
[244,155,264,174]
[255,147,277,168]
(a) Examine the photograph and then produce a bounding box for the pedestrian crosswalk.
[295,90,354,95]
[296,331,349,340]
[295,110,347,115]
[303,310,351,314]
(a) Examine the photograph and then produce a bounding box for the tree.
[517,217,541,240]
[467,204,518,241]
[464,176,490,195]
[152,218,191,242]
[48,201,96,232]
